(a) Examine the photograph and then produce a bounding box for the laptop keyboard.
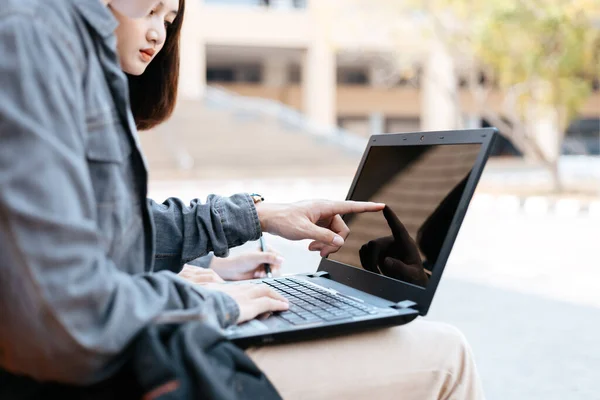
[265,278,379,325]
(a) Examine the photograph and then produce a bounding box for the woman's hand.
[209,249,284,281]
[180,264,289,324]
[255,200,385,257]
[179,265,225,284]
[209,283,289,324]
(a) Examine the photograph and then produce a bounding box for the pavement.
[148,177,600,400]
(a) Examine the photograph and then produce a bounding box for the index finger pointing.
[327,201,385,216]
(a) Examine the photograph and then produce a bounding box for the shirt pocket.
[84,108,132,206]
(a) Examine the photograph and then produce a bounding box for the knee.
[414,321,475,370]
[436,323,477,378]
[432,322,470,348]
[399,321,482,397]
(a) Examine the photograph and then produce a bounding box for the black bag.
[0,321,282,400]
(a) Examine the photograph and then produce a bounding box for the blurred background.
[140,0,600,398]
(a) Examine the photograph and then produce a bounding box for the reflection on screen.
[329,144,481,287]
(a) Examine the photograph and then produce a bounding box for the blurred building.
[177,0,600,151]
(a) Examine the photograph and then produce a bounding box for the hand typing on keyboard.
[209,283,289,324]
[265,278,379,325]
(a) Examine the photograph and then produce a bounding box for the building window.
[288,64,301,84]
[207,68,235,82]
[337,68,369,85]
[236,65,263,83]
[564,117,600,155]
[206,65,263,83]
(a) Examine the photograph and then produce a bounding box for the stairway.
[138,99,363,181]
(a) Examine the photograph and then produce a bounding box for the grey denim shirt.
[0,0,260,385]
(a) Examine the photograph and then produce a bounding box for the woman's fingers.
[230,284,289,323]
[308,241,326,251]
[253,261,282,279]
[208,282,292,324]
[318,214,349,256]
[244,251,283,266]
[250,284,288,302]
[306,215,350,257]
[252,297,289,314]
[179,265,225,284]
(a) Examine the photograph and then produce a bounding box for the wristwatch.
[249,193,264,205]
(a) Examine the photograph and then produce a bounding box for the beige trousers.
[247,320,484,400]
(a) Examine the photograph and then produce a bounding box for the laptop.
[225,128,497,347]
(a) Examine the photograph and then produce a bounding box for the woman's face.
[109,0,160,19]
[112,0,179,76]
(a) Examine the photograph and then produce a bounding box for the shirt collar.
[73,0,118,38]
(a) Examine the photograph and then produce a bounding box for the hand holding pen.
[197,244,283,281]
[259,235,273,278]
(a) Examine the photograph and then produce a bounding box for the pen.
[259,235,273,278]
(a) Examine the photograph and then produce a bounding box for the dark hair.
[127,0,185,131]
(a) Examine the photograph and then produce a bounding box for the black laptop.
[225,128,497,347]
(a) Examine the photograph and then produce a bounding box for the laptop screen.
[328,143,482,288]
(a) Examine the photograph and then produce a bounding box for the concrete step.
[139,99,361,180]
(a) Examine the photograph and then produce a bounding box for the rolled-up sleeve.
[150,194,261,273]
[0,15,238,385]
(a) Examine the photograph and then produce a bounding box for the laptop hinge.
[306,271,330,279]
[390,300,417,310]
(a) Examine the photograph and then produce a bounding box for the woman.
[112,0,284,283]
[108,3,486,399]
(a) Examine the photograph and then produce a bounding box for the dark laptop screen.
[328,143,482,288]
